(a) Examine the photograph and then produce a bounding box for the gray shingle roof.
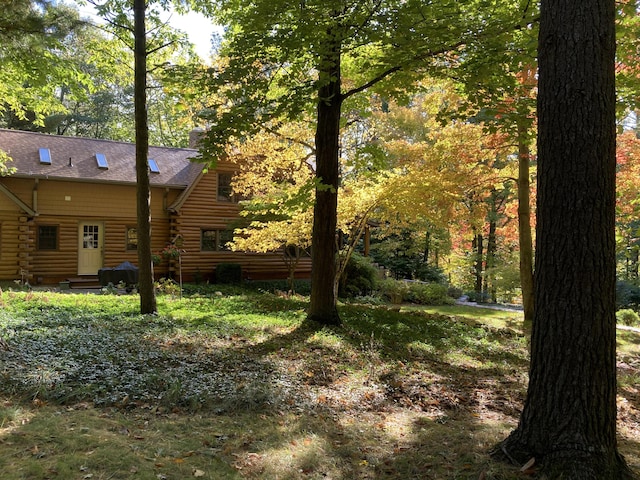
[0,128,205,188]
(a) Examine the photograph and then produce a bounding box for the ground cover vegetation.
[0,287,638,479]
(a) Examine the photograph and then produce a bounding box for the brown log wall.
[0,170,311,284]
[170,169,311,282]
[0,210,31,281]
[0,178,178,283]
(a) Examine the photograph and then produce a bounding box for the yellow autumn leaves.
[224,81,507,258]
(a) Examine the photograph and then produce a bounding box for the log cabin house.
[0,128,311,286]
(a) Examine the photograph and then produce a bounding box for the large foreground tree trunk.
[493,0,637,478]
[134,0,157,314]
[308,31,342,326]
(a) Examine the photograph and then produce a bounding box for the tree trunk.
[473,232,484,301]
[308,30,342,326]
[485,215,497,303]
[517,119,535,328]
[494,0,636,477]
[134,0,157,315]
[627,226,640,283]
[284,245,301,294]
[423,231,431,266]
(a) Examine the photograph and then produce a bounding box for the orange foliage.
[617,131,640,220]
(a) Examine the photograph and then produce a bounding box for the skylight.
[96,153,108,169]
[148,158,160,173]
[38,148,52,165]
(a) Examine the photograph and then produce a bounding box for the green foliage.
[0,1,92,126]
[0,288,527,410]
[616,2,640,113]
[185,0,533,161]
[377,279,454,306]
[155,277,181,297]
[486,259,522,303]
[465,290,491,303]
[0,288,562,480]
[377,278,411,304]
[414,264,448,284]
[215,263,242,284]
[370,229,448,282]
[339,252,379,298]
[405,282,454,306]
[617,280,640,312]
[616,308,640,327]
[100,283,119,295]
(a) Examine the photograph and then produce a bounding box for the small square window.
[201,229,234,251]
[37,225,58,250]
[126,226,137,251]
[217,173,234,202]
[201,229,217,251]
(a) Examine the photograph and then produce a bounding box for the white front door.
[78,222,103,275]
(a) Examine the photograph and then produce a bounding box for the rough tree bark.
[493,0,637,477]
[308,26,342,326]
[516,119,534,329]
[134,0,157,314]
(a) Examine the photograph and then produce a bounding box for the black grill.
[98,261,139,287]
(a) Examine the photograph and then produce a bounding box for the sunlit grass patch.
[403,304,525,331]
[0,287,638,479]
[617,329,640,358]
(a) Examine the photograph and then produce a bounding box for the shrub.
[406,282,454,305]
[447,286,464,299]
[155,277,181,297]
[616,308,640,327]
[376,279,453,306]
[349,294,385,306]
[465,290,491,303]
[377,278,410,304]
[339,253,379,298]
[216,263,242,284]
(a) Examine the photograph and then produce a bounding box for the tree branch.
[342,12,539,102]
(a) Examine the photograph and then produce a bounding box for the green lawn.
[0,287,637,479]
[401,304,525,331]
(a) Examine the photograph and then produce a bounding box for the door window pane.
[83,225,99,249]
